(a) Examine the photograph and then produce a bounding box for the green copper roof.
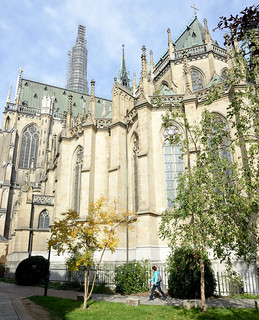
[206,73,225,88]
[20,79,112,119]
[174,17,216,51]
[159,84,176,95]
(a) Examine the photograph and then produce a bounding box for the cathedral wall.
[32,230,50,252]
[93,130,109,200]
[52,138,73,218]
[213,57,229,76]
[108,125,127,207]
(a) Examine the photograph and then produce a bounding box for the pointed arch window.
[19,124,40,169]
[163,127,184,207]
[191,68,204,92]
[221,68,228,79]
[73,147,83,212]
[133,134,139,212]
[38,210,50,229]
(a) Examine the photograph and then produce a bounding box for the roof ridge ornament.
[191,4,199,17]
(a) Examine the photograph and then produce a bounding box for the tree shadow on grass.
[29,296,96,319]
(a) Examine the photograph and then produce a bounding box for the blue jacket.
[149,270,160,285]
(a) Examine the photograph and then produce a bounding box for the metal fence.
[49,264,259,296]
[215,271,259,296]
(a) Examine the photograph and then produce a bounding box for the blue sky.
[0,0,255,124]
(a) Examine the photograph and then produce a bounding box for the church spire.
[118,44,130,87]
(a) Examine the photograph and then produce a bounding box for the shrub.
[115,260,150,294]
[15,256,49,286]
[167,247,216,299]
[0,255,6,278]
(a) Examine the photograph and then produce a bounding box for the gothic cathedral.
[0,16,242,276]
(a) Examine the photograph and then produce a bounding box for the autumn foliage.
[48,197,136,309]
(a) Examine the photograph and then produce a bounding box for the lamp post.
[126,120,129,263]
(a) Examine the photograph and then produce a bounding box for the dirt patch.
[21,298,52,320]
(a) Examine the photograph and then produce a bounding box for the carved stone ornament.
[33,195,55,206]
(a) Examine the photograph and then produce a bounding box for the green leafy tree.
[167,247,215,299]
[209,5,259,269]
[159,110,256,312]
[48,197,136,309]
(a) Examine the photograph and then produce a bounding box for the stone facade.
[0,17,254,276]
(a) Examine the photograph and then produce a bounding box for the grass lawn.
[30,296,259,320]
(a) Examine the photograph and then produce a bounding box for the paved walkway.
[0,282,256,319]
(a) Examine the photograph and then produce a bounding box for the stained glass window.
[164,137,184,207]
[38,210,49,229]
[213,116,232,161]
[19,125,39,169]
[191,69,204,92]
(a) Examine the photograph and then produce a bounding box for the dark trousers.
[149,283,167,300]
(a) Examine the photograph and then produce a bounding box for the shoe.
[148,298,154,301]
[163,298,168,301]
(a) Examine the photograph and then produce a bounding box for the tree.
[48,197,136,309]
[209,5,259,268]
[159,110,256,312]
[209,5,258,190]
[214,5,258,71]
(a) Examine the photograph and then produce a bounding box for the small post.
[44,246,51,296]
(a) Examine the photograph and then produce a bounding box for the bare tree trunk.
[83,268,89,309]
[87,245,108,300]
[200,258,207,313]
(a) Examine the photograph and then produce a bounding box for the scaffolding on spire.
[66,25,89,94]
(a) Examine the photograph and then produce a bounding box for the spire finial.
[167,28,174,53]
[203,18,212,44]
[191,4,199,17]
[14,67,23,104]
[133,72,137,94]
[6,85,12,104]
[141,45,148,78]
[150,50,154,73]
[122,44,125,69]
[90,79,95,97]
